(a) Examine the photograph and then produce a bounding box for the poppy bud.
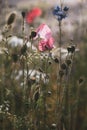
[30,31,37,39]
[21,11,26,18]
[7,12,16,25]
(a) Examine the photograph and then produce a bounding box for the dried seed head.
[48,60,52,65]
[21,44,27,55]
[21,11,26,18]
[54,58,59,63]
[59,70,64,77]
[12,53,18,63]
[34,91,39,102]
[67,46,72,53]
[7,12,16,25]
[67,45,76,53]
[66,59,72,66]
[71,45,75,53]
[61,63,67,70]
[78,77,84,86]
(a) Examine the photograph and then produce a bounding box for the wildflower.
[36,24,52,39]
[53,5,69,21]
[35,24,54,51]
[26,7,42,24]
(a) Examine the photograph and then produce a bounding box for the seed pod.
[67,46,72,53]
[21,44,27,55]
[78,77,84,86]
[66,59,72,66]
[71,45,75,53]
[61,63,67,70]
[34,91,39,102]
[30,31,37,39]
[59,70,64,77]
[12,53,18,63]
[7,12,16,25]
[54,58,59,63]
[21,11,26,18]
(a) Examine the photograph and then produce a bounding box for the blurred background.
[0,0,87,130]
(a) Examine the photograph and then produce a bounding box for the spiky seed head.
[78,77,84,86]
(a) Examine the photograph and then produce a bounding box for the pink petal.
[38,37,54,52]
[36,24,52,39]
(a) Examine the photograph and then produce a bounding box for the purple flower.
[53,5,69,21]
[63,6,69,12]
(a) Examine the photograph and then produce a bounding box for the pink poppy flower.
[26,7,42,24]
[38,37,54,51]
[35,24,54,51]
